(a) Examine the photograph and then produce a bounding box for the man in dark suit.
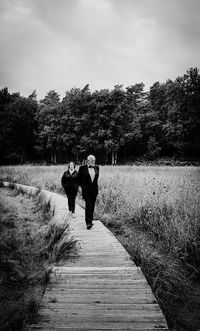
[78,155,99,230]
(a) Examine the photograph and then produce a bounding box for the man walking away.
[78,155,99,229]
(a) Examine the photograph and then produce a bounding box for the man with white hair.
[78,155,99,229]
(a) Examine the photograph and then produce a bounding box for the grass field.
[0,164,200,330]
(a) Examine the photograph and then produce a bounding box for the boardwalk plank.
[38,309,165,318]
[37,316,167,324]
[30,329,167,331]
[41,303,162,311]
[29,321,168,330]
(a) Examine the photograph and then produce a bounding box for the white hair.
[87,155,96,161]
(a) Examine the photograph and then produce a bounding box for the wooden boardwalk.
[3,183,169,330]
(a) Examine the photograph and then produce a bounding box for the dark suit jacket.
[61,170,79,194]
[78,165,99,198]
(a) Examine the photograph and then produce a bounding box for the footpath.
[3,182,169,330]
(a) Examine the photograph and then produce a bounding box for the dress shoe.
[87,225,92,230]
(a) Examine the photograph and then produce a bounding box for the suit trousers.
[67,192,77,213]
[84,195,97,225]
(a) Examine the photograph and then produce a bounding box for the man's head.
[87,155,96,166]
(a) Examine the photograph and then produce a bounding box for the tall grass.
[44,223,78,263]
[0,187,77,330]
[97,167,200,268]
[0,165,65,193]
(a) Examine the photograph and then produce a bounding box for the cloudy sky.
[0,0,200,99]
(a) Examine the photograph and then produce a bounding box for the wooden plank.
[37,316,167,325]
[52,275,145,281]
[39,309,164,318]
[43,296,156,304]
[49,277,147,283]
[53,266,141,272]
[44,288,153,295]
[51,276,146,283]
[30,328,168,331]
[47,284,150,290]
[49,279,148,285]
[41,303,162,312]
[29,328,168,331]
[29,321,168,330]
[64,261,134,267]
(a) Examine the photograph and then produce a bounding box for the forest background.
[1,67,200,165]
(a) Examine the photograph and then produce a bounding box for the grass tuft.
[44,223,78,263]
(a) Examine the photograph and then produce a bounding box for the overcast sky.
[0,0,200,99]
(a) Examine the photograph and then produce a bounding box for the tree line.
[0,67,200,164]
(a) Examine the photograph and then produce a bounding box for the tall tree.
[36,90,60,162]
[0,91,38,163]
[60,85,92,162]
[163,68,200,158]
[102,85,137,164]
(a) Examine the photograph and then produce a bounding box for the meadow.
[1,164,200,330]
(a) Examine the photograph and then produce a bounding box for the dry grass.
[97,167,200,265]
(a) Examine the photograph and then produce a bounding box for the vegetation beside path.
[97,167,200,331]
[0,187,77,331]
